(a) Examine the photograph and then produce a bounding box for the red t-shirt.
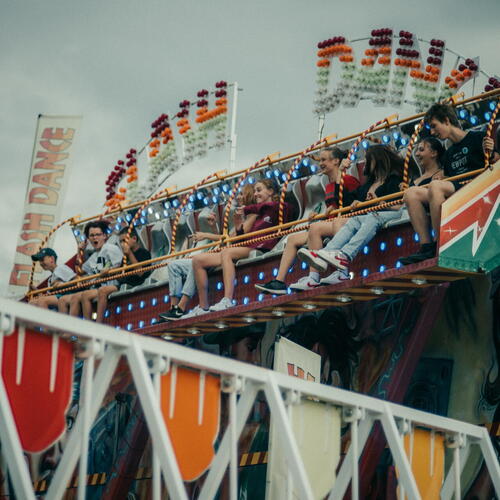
[324,175,360,209]
[242,201,291,251]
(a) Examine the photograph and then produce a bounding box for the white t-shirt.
[82,242,123,287]
[48,264,76,287]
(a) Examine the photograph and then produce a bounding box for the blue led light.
[163,295,169,303]
[273,169,280,177]
[163,201,171,209]
[469,115,478,125]
[216,281,223,290]
[258,271,265,280]
[115,306,121,314]
[189,194,195,202]
[126,323,133,331]
[187,203,194,211]
[489,101,496,111]
[222,183,230,192]
[234,278,238,286]
[272,268,278,277]
[104,310,110,318]
[292,171,298,179]
[213,187,220,195]
[392,131,400,141]
[362,139,369,149]
[127,303,133,311]
[139,320,145,328]
[155,212,160,220]
[287,288,293,294]
[424,123,430,130]
[163,210,169,217]
[212,196,217,204]
[400,138,409,146]
[140,217,146,225]
[126,213,132,222]
[80,235,86,241]
[142,210,147,217]
[484,112,492,121]
[281,173,287,182]
[395,261,402,268]
[197,192,204,200]
[414,233,420,242]
[379,242,387,251]
[139,300,145,309]
[396,237,403,247]
[151,298,158,306]
[301,261,308,270]
[243,275,250,284]
[362,268,369,277]
[458,109,468,119]
[310,165,317,173]
[232,299,237,305]
[117,217,123,223]
[151,318,157,325]
[379,265,386,272]
[382,134,391,144]
[172,199,179,208]
[243,297,250,305]
[302,158,310,167]
[248,176,255,184]
[431,229,436,238]
[363,245,370,255]
[353,145,359,153]
[258,293,264,301]
[203,197,209,206]
[350,154,357,161]
[288,266,293,273]
[73,229,80,236]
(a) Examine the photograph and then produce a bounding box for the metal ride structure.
[8,28,500,499]
[0,298,499,500]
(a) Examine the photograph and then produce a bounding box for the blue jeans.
[168,259,196,298]
[324,210,403,260]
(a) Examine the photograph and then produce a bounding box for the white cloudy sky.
[1,0,499,296]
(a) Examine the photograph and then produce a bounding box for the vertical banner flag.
[8,115,82,297]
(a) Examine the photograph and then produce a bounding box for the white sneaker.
[296,248,328,272]
[319,270,351,286]
[210,297,234,312]
[316,249,350,273]
[289,275,320,291]
[183,305,209,319]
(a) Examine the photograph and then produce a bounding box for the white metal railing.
[0,298,499,500]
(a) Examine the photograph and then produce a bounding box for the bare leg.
[96,285,118,322]
[170,296,180,307]
[81,289,98,319]
[177,294,190,311]
[307,218,347,249]
[276,232,307,281]
[69,292,85,317]
[30,295,59,309]
[192,252,223,309]
[403,186,432,244]
[58,294,72,314]
[221,247,252,299]
[428,180,456,238]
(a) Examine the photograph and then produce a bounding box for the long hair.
[420,136,446,164]
[364,145,402,181]
[255,178,280,201]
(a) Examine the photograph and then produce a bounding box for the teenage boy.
[29,248,76,309]
[401,103,487,264]
[59,220,123,318]
[92,227,151,322]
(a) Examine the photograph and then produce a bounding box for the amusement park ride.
[1,27,500,499]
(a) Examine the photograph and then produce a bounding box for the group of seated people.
[29,103,499,324]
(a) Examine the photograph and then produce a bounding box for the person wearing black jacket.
[297,145,415,284]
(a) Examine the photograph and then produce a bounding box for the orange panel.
[160,367,221,481]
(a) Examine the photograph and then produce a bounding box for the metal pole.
[229,386,238,500]
[152,365,161,500]
[229,82,239,172]
[77,346,96,500]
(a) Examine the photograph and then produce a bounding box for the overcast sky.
[1,0,499,296]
